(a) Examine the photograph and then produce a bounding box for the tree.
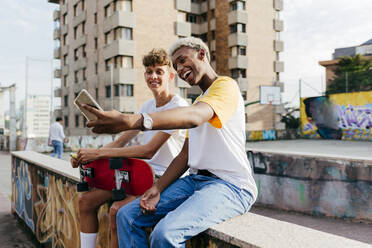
[280,106,300,129]
[326,54,372,94]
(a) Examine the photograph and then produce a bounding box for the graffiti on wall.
[12,157,111,248]
[301,91,372,140]
[12,158,35,232]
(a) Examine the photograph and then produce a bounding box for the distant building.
[48,0,284,133]
[320,39,372,89]
[25,96,51,138]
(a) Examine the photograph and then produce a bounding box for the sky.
[0,0,372,112]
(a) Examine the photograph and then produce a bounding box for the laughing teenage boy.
[82,37,257,248]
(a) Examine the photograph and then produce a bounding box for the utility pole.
[0,84,16,151]
[24,56,28,137]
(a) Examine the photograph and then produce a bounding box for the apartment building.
[48,0,284,135]
[23,96,51,138]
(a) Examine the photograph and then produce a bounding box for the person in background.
[49,117,65,159]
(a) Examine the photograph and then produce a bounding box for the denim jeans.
[116,174,254,248]
[51,140,63,159]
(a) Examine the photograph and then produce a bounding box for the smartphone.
[74,89,103,121]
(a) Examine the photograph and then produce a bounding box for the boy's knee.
[78,193,96,213]
[150,222,172,246]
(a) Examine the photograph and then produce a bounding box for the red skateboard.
[77,158,155,201]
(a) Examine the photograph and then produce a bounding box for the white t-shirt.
[138,94,189,176]
[49,122,65,143]
[188,76,257,201]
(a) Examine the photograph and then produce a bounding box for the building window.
[114,84,133,97]
[83,68,86,80]
[210,9,215,19]
[64,116,69,127]
[94,13,97,24]
[231,68,246,78]
[75,114,79,127]
[123,0,132,12]
[230,23,246,33]
[82,22,85,35]
[186,14,198,23]
[120,27,132,40]
[81,0,85,11]
[105,85,111,98]
[95,63,98,74]
[74,71,78,83]
[74,49,78,60]
[200,33,207,42]
[63,34,67,45]
[74,26,77,39]
[95,37,98,49]
[82,45,86,57]
[64,95,68,107]
[63,75,67,87]
[104,5,112,17]
[117,56,133,68]
[230,46,246,56]
[200,13,207,23]
[211,51,216,61]
[211,30,215,40]
[63,13,68,25]
[230,1,246,11]
[63,54,68,65]
[105,59,110,71]
[95,87,99,99]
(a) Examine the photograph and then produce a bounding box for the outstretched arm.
[82,102,214,134]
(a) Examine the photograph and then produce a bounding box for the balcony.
[103,0,113,7]
[61,44,69,55]
[62,86,69,95]
[175,21,191,37]
[103,11,136,33]
[54,107,62,118]
[104,68,136,85]
[274,0,284,11]
[274,40,284,52]
[53,27,60,40]
[61,23,68,34]
[210,18,216,30]
[72,35,86,49]
[274,61,284,72]
[191,22,208,35]
[210,0,216,9]
[228,33,248,47]
[53,10,60,21]
[210,40,216,51]
[191,3,201,14]
[72,11,86,28]
[228,10,248,25]
[228,56,248,69]
[61,3,68,14]
[103,40,136,60]
[176,0,191,12]
[54,69,61,78]
[73,81,87,93]
[62,65,69,75]
[104,96,136,112]
[54,47,61,59]
[54,88,62,98]
[274,19,284,32]
[73,58,87,71]
[236,78,248,91]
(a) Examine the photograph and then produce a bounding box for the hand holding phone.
[74,89,103,121]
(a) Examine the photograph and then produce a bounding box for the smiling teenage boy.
[82,37,257,248]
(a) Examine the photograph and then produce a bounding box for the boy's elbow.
[143,148,156,159]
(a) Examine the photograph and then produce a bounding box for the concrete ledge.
[10,151,371,247]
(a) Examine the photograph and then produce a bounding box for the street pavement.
[0,146,371,246]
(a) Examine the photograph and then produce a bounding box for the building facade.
[48,0,284,135]
[24,96,51,138]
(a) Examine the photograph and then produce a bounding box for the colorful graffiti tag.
[301,91,372,141]
[11,157,110,247]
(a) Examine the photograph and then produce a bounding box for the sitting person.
[82,37,257,248]
[71,48,188,248]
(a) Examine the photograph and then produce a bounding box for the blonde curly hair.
[168,37,210,62]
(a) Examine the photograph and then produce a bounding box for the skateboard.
[76,157,155,201]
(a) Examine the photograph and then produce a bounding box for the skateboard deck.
[80,158,154,196]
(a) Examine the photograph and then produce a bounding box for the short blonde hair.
[168,37,210,62]
[142,48,171,67]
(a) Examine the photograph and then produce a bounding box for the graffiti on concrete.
[12,158,35,232]
[301,91,372,141]
[247,151,267,174]
[246,130,276,141]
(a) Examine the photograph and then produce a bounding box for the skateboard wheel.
[77,182,89,192]
[109,158,124,169]
[112,188,126,201]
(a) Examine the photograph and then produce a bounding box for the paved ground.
[246,139,372,162]
[1,146,372,246]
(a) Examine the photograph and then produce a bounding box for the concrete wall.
[248,150,372,221]
[301,91,372,141]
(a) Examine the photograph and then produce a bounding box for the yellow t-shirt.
[188,76,257,200]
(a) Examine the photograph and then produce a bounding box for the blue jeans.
[51,140,63,159]
[116,174,254,248]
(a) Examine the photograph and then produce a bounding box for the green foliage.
[326,54,372,94]
[280,107,300,129]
